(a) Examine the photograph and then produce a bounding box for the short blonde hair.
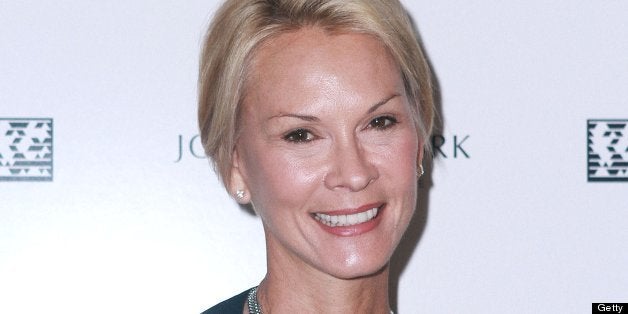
[199,0,434,188]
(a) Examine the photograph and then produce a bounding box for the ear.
[229,148,251,204]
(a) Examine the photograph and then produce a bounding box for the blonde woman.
[199,0,434,313]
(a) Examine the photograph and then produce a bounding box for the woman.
[198,0,434,313]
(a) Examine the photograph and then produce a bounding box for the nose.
[324,136,379,192]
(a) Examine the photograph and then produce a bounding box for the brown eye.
[284,128,314,143]
[369,116,397,130]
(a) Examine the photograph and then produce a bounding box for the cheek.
[391,150,419,198]
[375,130,419,176]
[377,131,420,216]
[240,143,322,210]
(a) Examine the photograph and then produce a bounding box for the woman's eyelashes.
[282,116,399,143]
[283,128,315,143]
[367,115,398,130]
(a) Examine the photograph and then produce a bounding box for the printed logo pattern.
[588,119,628,182]
[0,118,53,181]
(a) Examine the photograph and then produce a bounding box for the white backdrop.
[1,1,627,313]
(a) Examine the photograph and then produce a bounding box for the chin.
[321,253,392,280]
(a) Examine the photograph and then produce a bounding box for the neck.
[256,239,391,313]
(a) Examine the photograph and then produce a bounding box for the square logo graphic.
[588,119,628,182]
[0,118,53,181]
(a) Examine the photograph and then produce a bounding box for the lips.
[313,207,379,227]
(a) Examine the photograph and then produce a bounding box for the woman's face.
[231,28,421,279]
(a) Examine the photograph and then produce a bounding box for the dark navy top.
[201,289,249,314]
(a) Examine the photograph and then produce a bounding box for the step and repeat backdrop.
[1,1,626,313]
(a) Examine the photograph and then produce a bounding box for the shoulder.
[201,289,250,314]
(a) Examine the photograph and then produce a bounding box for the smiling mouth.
[313,207,380,227]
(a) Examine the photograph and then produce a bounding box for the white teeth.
[347,214,357,225]
[314,207,379,227]
[357,212,367,222]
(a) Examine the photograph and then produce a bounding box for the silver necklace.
[246,286,394,314]
[247,286,262,314]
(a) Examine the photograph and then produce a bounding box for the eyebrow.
[269,113,320,122]
[269,93,400,122]
[367,93,400,114]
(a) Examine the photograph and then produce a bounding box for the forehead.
[244,28,403,113]
[251,27,394,70]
